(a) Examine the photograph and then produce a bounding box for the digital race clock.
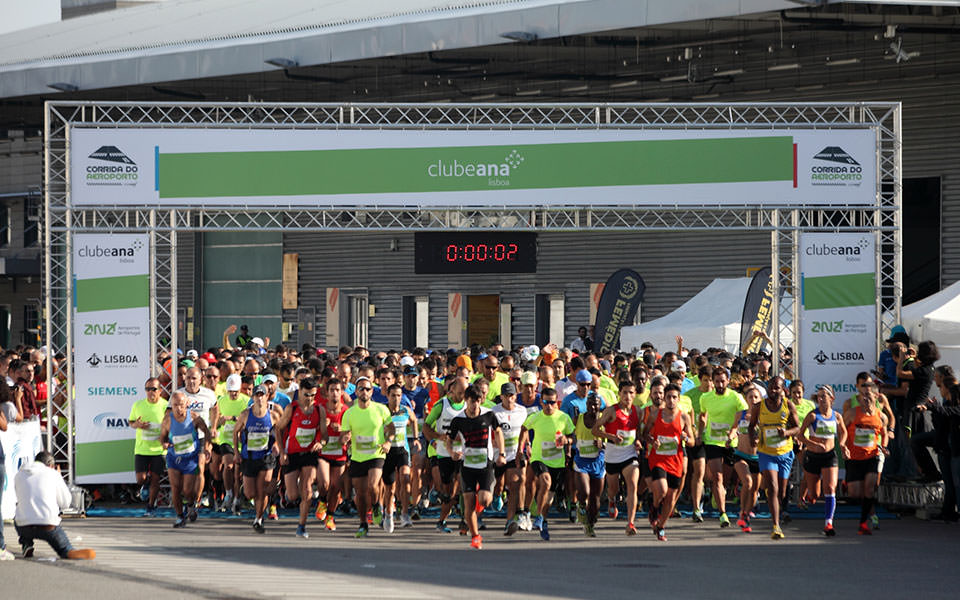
[414,232,537,274]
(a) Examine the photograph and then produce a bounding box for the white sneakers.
[0,548,15,561]
[384,512,395,534]
[400,513,413,528]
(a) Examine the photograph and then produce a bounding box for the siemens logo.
[88,386,138,396]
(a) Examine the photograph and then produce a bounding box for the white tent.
[620,277,747,354]
[900,280,960,370]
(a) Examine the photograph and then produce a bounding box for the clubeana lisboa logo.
[86,145,139,186]
[77,239,143,264]
[805,237,870,257]
[427,149,524,187]
[810,146,862,187]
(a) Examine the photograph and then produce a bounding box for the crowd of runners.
[3,324,957,554]
[109,324,960,549]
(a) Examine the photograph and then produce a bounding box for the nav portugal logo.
[810,146,862,187]
[93,412,129,429]
[86,145,139,186]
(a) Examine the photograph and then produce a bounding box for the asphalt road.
[3,514,958,599]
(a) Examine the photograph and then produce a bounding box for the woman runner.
[234,385,280,533]
[798,385,848,536]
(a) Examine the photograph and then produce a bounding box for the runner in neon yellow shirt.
[698,368,747,528]
[213,374,248,514]
[129,377,168,516]
[340,376,396,538]
[519,388,574,541]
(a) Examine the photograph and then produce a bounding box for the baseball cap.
[252,384,267,396]
[403,365,418,376]
[500,382,517,396]
[520,345,540,362]
[400,356,415,367]
[886,331,910,345]
[262,373,278,384]
[520,371,538,386]
[251,337,264,347]
[186,349,199,359]
[671,360,687,373]
[202,352,217,362]
[576,370,593,384]
[180,359,195,368]
[225,374,242,391]
[457,355,472,370]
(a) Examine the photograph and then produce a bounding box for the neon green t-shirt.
[794,398,816,424]
[686,387,707,415]
[523,410,574,468]
[216,393,250,445]
[425,397,465,458]
[699,389,748,447]
[574,414,604,460]
[470,371,509,402]
[341,402,392,463]
[599,374,618,393]
[129,397,168,456]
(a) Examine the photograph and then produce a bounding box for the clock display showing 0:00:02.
[445,243,518,263]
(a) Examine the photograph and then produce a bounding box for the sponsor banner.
[0,419,44,520]
[799,233,877,403]
[739,267,775,355]
[69,128,876,207]
[73,234,149,483]
[594,269,645,354]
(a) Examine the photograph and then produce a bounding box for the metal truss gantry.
[44,101,902,482]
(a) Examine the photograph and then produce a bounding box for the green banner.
[76,439,137,476]
[158,136,793,198]
[803,272,876,310]
[75,274,149,313]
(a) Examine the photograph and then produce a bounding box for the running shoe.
[492,495,504,513]
[608,503,619,520]
[411,507,421,521]
[384,513,395,534]
[870,514,880,530]
[569,501,578,523]
[857,523,872,536]
[539,518,550,541]
[172,516,187,529]
[138,484,150,502]
[296,524,309,539]
[428,489,440,506]
[436,520,452,533]
[325,515,337,531]
[470,535,483,550]
[0,548,15,561]
[222,491,234,512]
[692,510,704,523]
[577,506,587,525]
[21,543,34,558]
[315,500,328,522]
[771,526,784,540]
[719,513,730,528]
[741,523,752,534]
[823,523,836,537]
[232,498,242,516]
[736,517,747,529]
[268,504,279,521]
[372,505,383,527]
[401,513,413,528]
[188,506,198,523]
[355,524,369,538]
[657,528,667,542]
[253,520,265,534]
[625,522,638,536]
[585,523,596,538]
[144,506,157,518]
[505,518,519,536]
[521,512,534,531]
[458,519,469,536]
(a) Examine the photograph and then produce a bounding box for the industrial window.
[0,204,8,247]
[23,195,39,246]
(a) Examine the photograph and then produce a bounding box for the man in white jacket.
[14,451,95,559]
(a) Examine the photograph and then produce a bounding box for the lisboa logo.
[621,276,640,300]
[814,350,829,365]
[87,353,102,367]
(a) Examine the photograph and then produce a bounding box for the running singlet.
[320,405,348,460]
[389,408,411,452]
[574,414,604,461]
[341,402,392,463]
[809,409,838,440]
[647,409,684,477]
[425,398,465,459]
[603,405,640,464]
[285,403,321,454]
[523,410,575,468]
[168,411,199,459]
[216,393,249,445]
[846,406,883,461]
[757,399,793,456]
[492,404,527,462]
[129,398,168,456]
[699,389,748,447]
[241,410,274,460]
[447,408,501,469]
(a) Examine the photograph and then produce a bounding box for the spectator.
[897,340,940,481]
[570,326,594,354]
[0,401,12,559]
[14,451,95,559]
[9,359,39,421]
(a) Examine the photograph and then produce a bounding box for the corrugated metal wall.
[284,230,768,351]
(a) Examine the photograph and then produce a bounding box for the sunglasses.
[484,365,498,370]
[204,375,217,379]
[145,386,158,391]
[542,400,557,405]
[357,386,373,391]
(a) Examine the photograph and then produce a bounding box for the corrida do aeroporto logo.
[426,149,524,187]
[810,146,862,185]
[86,145,139,185]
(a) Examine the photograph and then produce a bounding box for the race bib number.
[464,446,488,467]
[577,438,599,458]
[764,427,787,448]
[172,433,195,455]
[247,431,269,451]
[854,427,876,448]
[141,425,161,442]
[321,440,342,455]
[222,421,236,438]
[616,429,636,447]
[295,426,317,448]
[737,419,750,436]
[814,421,836,438]
[541,440,562,460]
[356,435,377,452]
[656,435,679,456]
[503,432,520,448]
[709,422,730,440]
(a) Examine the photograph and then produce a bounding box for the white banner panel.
[798,232,877,403]
[73,234,150,484]
[69,127,877,207]
[0,420,43,520]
